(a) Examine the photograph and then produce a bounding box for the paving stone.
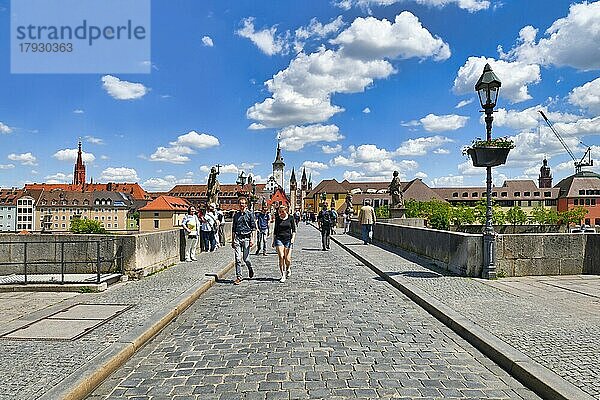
[86,227,539,399]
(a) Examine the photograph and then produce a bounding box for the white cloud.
[73,109,84,114]
[431,175,464,187]
[321,144,342,154]
[202,36,214,47]
[362,107,371,114]
[248,123,267,130]
[237,17,289,56]
[433,148,450,155]
[100,155,109,160]
[44,172,72,184]
[294,16,345,52]
[100,167,139,182]
[331,13,450,61]
[419,114,468,132]
[200,164,239,174]
[453,56,540,103]
[85,135,104,145]
[414,171,428,179]
[492,106,580,131]
[302,161,329,170]
[101,75,148,100]
[332,144,418,181]
[248,13,448,128]
[334,0,490,13]
[568,78,600,114]
[498,2,600,71]
[53,148,95,163]
[278,124,344,151]
[171,131,220,149]
[0,122,13,134]
[395,135,454,156]
[142,175,194,191]
[455,98,474,108]
[0,164,15,170]
[8,153,37,166]
[149,146,195,164]
[149,131,220,164]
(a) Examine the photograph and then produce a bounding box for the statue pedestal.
[390,207,406,219]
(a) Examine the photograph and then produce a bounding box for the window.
[114,223,118,228]
[107,223,111,228]
[334,193,339,200]
[579,190,585,195]
[492,192,497,197]
[595,218,600,226]
[574,199,579,205]
[154,220,159,229]
[462,192,468,197]
[61,223,66,228]
[472,193,478,197]
[374,199,380,208]
[585,218,590,225]
[534,191,540,197]
[524,192,530,197]
[154,212,159,217]
[501,192,507,197]
[514,192,520,197]
[585,199,591,205]
[592,199,596,206]
[544,192,551,197]
[452,192,458,198]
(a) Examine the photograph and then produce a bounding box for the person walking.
[317,203,333,251]
[330,207,338,235]
[358,199,376,245]
[201,203,218,252]
[254,205,270,256]
[182,206,200,262]
[231,197,257,285]
[215,205,225,247]
[272,204,296,282]
[343,208,352,234]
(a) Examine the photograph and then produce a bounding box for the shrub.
[70,219,107,234]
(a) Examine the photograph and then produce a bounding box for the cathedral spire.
[73,140,86,185]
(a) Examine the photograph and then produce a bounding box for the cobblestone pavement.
[0,247,232,400]
[334,233,600,399]
[89,225,539,400]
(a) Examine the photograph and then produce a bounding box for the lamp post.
[236,170,247,198]
[475,63,501,279]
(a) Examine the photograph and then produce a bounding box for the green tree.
[474,199,505,225]
[375,205,390,219]
[451,204,475,227]
[530,205,548,224]
[506,205,528,226]
[561,207,588,226]
[70,218,107,234]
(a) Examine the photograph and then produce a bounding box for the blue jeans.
[202,230,216,252]
[361,224,373,244]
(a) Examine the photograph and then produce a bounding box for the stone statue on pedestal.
[388,170,403,208]
[207,166,220,206]
[345,192,353,215]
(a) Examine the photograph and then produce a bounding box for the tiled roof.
[0,189,22,206]
[169,183,267,197]
[24,182,149,200]
[37,190,133,207]
[554,171,600,198]
[139,195,190,211]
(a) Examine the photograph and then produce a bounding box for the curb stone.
[38,260,235,400]
[331,233,594,400]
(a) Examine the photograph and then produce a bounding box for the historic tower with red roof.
[73,140,86,185]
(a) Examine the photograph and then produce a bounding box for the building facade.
[0,189,19,232]
[138,195,190,232]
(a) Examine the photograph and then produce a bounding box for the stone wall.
[351,221,599,277]
[0,222,233,279]
[351,221,483,277]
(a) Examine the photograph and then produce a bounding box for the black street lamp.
[236,170,247,187]
[475,63,501,279]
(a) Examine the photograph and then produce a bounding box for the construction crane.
[538,110,593,174]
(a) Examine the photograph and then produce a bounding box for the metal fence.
[0,237,124,285]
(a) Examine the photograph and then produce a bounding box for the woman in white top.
[182,206,200,261]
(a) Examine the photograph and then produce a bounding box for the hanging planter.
[464,137,514,168]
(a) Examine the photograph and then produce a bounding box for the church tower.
[538,158,552,188]
[272,143,285,189]
[300,167,308,212]
[73,140,86,185]
[289,168,297,211]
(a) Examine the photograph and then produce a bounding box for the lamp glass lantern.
[475,63,501,108]
[236,171,247,186]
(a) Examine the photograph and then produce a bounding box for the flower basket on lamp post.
[467,146,511,167]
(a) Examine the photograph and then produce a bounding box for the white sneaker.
[280,274,286,283]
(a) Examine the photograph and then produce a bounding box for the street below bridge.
[89,224,539,400]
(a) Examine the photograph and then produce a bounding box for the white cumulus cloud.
[237,17,289,56]
[395,135,454,156]
[498,2,600,71]
[334,0,490,13]
[8,153,37,166]
[44,172,72,184]
[202,36,214,47]
[0,122,13,134]
[101,75,148,100]
[278,124,344,151]
[0,164,15,170]
[419,114,469,132]
[100,167,139,182]
[142,175,194,191]
[455,98,474,108]
[322,144,342,154]
[53,148,95,163]
[149,131,220,164]
[568,77,600,114]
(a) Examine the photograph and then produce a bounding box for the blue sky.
[1,0,600,191]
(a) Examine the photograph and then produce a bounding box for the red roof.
[25,182,150,200]
[139,195,190,212]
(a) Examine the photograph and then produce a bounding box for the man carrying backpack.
[317,203,333,251]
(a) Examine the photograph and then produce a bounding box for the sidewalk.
[0,245,234,400]
[333,232,599,400]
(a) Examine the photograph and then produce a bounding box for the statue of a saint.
[388,170,403,208]
[345,192,353,214]
[207,166,220,205]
